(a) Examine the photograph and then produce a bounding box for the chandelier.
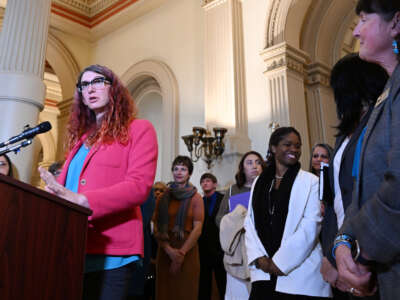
[181,127,228,169]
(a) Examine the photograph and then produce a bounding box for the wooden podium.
[0,174,92,300]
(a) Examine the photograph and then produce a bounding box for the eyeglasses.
[77,77,111,93]
[312,154,329,159]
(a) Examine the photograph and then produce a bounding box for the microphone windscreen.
[38,121,52,133]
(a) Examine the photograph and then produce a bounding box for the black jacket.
[198,191,224,258]
[320,107,373,266]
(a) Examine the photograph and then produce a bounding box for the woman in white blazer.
[244,127,332,299]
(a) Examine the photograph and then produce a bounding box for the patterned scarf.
[157,182,197,241]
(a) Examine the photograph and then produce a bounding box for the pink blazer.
[58,119,158,256]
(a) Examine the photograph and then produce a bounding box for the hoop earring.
[393,40,399,55]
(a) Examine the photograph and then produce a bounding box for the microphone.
[0,121,52,148]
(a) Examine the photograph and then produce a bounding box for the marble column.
[202,0,251,187]
[0,0,52,182]
[306,62,337,147]
[261,42,311,167]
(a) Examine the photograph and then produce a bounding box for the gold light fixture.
[269,122,280,131]
[182,127,228,169]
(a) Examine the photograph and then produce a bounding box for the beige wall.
[50,28,92,72]
[89,0,205,183]
[47,0,330,185]
[242,0,271,158]
[29,0,354,186]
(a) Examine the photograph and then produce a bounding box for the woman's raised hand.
[38,166,90,209]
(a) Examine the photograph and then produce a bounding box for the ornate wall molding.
[260,0,359,158]
[261,42,311,166]
[53,0,123,17]
[265,0,311,48]
[51,0,140,28]
[50,0,166,42]
[306,61,331,87]
[266,0,282,47]
[261,42,309,76]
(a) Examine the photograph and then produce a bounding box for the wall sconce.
[182,127,228,169]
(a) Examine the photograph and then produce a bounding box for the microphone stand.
[0,139,33,156]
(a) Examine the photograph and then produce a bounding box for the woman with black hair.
[245,127,331,299]
[320,53,388,300]
[0,154,13,177]
[334,0,400,296]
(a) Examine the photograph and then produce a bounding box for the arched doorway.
[31,32,80,185]
[122,59,179,181]
[262,0,360,163]
[130,76,163,181]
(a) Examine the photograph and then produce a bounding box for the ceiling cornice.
[49,0,166,42]
[51,0,140,28]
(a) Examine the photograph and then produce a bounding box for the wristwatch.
[356,253,375,267]
[333,234,375,266]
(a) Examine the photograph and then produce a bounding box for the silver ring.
[349,287,355,293]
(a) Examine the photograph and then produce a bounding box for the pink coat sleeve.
[83,119,158,221]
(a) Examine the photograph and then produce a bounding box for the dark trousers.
[198,254,226,300]
[249,280,329,300]
[83,262,136,300]
[332,288,350,300]
[332,287,380,300]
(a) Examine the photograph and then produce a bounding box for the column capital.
[306,61,331,87]
[260,42,309,76]
[260,42,311,166]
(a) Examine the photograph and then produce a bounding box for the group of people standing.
[0,0,396,299]
[151,1,400,299]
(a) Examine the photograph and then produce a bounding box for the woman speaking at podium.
[39,64,158,300]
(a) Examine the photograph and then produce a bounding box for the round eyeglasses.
[77,77,111,93]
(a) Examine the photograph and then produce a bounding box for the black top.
[250,163,300,296]
[263,187,290,257]
[198,191,224,258]
[320,107,373,267]
[252,162,300,258]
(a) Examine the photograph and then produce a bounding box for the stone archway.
[30,32,80,185]
[45,32,80,161]
[262,0,359,162]
[121,59,179,181]
[130,76,164,182]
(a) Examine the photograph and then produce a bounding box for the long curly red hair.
[66,64,137,152]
